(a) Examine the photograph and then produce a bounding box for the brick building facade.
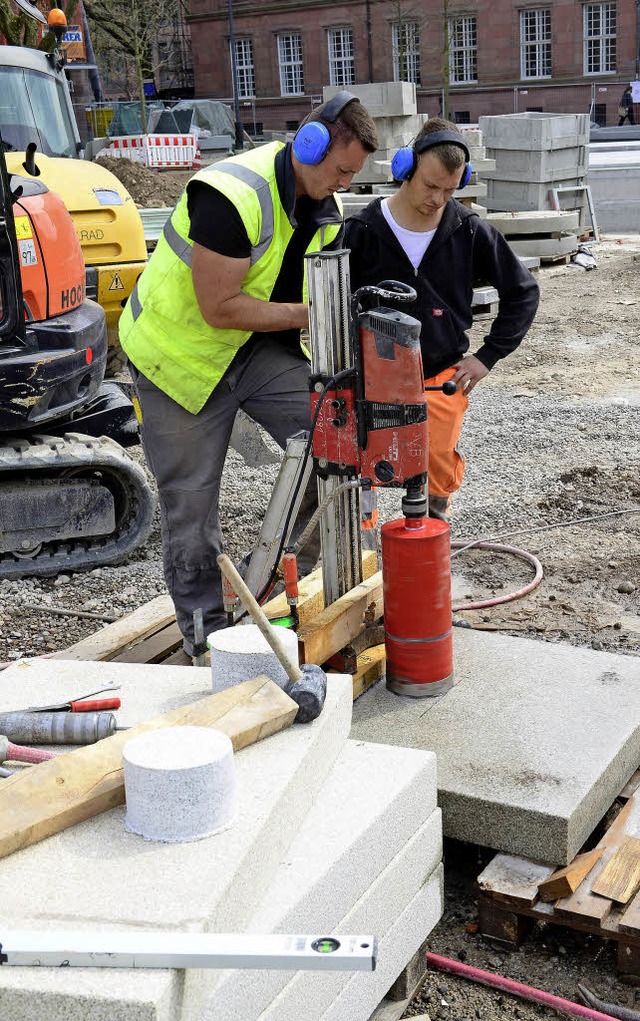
[187,0,639,131]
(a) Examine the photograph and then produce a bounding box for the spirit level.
[0,931,377,971]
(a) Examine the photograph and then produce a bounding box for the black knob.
[442,380,458,396]
[374,460,395,483]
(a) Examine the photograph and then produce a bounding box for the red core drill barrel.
[381,516,453,697]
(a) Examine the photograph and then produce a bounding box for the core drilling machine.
[244,249,457,697]
[308,262,457,697]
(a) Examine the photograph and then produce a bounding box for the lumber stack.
[477,773,640,979]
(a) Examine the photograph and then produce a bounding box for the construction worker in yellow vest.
[120,94,377,657]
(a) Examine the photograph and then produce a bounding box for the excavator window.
[0,66,77,159]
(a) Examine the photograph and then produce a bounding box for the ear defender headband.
[391,130,473,188]
[292,91,360,166]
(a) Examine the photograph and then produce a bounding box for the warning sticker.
[108,272,125,291]
[19,239,38,267]
[14,216,33,241]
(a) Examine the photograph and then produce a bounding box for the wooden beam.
[351,644,386,700]
[111,622,183,664]
[537,848,604,902]
[53,594,175,662]
[0,676,297,861]
[296,571,384,668]
[262,550,378,625]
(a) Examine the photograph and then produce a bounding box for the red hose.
[451,540,544,612]
[3,741,55,765]
[426,952,621,1021]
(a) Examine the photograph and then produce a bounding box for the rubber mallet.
[216,554,327,724]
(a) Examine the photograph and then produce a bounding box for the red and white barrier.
[102,134,200,169]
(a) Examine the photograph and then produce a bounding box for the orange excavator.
[0,127,155,578]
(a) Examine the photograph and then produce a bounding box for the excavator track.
[0,432,156,579]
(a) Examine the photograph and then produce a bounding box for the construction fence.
[78,80,633,148]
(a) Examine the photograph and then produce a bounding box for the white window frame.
[448,16,477,85]
[519,8,551,80]
[277,32,304,96]
[392,21,421,85]
[583,2,616,75]
[327,27,355,87]
[232,37,255,99]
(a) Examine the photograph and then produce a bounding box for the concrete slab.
[318,865,444,1021]
[508,234,578,260]
[351,629,640,864]
[193,740,440,1021]
[0,661,353,1018]
[487,209,581,234]
[256,825,443,1021]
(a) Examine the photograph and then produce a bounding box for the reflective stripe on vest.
[215,163,274,265]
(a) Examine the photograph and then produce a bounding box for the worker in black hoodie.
[345,118,539,520]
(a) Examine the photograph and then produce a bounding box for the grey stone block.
[508,234,578,259]
[487,209,581,235]
[318,866,444,1021]
[351,629,640,864]
[191,740,440,1021]
[323,82,417,117]
[0,661,353,1018]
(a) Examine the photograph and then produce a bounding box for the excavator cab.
[0,129,155,578]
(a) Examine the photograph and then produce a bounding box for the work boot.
[429,494,451,522]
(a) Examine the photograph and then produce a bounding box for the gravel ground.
[1,231,639,1019]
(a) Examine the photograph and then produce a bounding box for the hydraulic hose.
[451,540,544,612]
[426,952,624,1021]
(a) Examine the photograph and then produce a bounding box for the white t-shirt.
[381,198,437,270]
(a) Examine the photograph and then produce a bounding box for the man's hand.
[451,354,489,394]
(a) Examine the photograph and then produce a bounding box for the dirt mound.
[95,155,190,209]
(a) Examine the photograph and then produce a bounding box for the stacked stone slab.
[486,209,581,263]
[324,82,423,187]
[478,112,590,232]
[0,660,442,1021]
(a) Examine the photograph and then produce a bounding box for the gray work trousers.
[131,336,316,656]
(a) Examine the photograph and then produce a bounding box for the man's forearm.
[202,291,308,332]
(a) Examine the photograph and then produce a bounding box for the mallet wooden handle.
[217,555,303,684]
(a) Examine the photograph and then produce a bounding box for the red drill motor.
[310,281,456,697]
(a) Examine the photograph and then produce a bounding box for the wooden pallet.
[477,773,640,979]
[53,551,386,702]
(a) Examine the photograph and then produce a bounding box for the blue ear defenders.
[391,130,472,188]
[292,91,360,165]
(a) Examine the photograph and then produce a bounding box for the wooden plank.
[351,644,386,701]
[53,594,175,662]
[620,770,640,801]
[111,622,183,664]
[263,550,378,626]
[538,848,604,902]
[477,853,555,908]
[555,794,640,925]
[591,836,640,904]
[619,888,640,936]
[0,676,297,861]
[297,571,384,668]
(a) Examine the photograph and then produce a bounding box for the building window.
[392,22,421,85]
[584,3,616,74]
[232,37,254,99]
[327,28,355,86]
[448,17,477,85]
[278,33,304,95]
[520,9,551,79]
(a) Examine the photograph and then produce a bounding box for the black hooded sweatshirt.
[345,197,540,379]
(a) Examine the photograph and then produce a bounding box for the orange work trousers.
[425,368,469,499]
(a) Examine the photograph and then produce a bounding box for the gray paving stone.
[351,629,640,864]
[318,865,444,1021]
[192,740,440,1021]
[0,661,353,1018]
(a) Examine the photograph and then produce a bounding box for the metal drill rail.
[306,249,363,608]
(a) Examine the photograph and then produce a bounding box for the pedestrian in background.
[618,85,635,125]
